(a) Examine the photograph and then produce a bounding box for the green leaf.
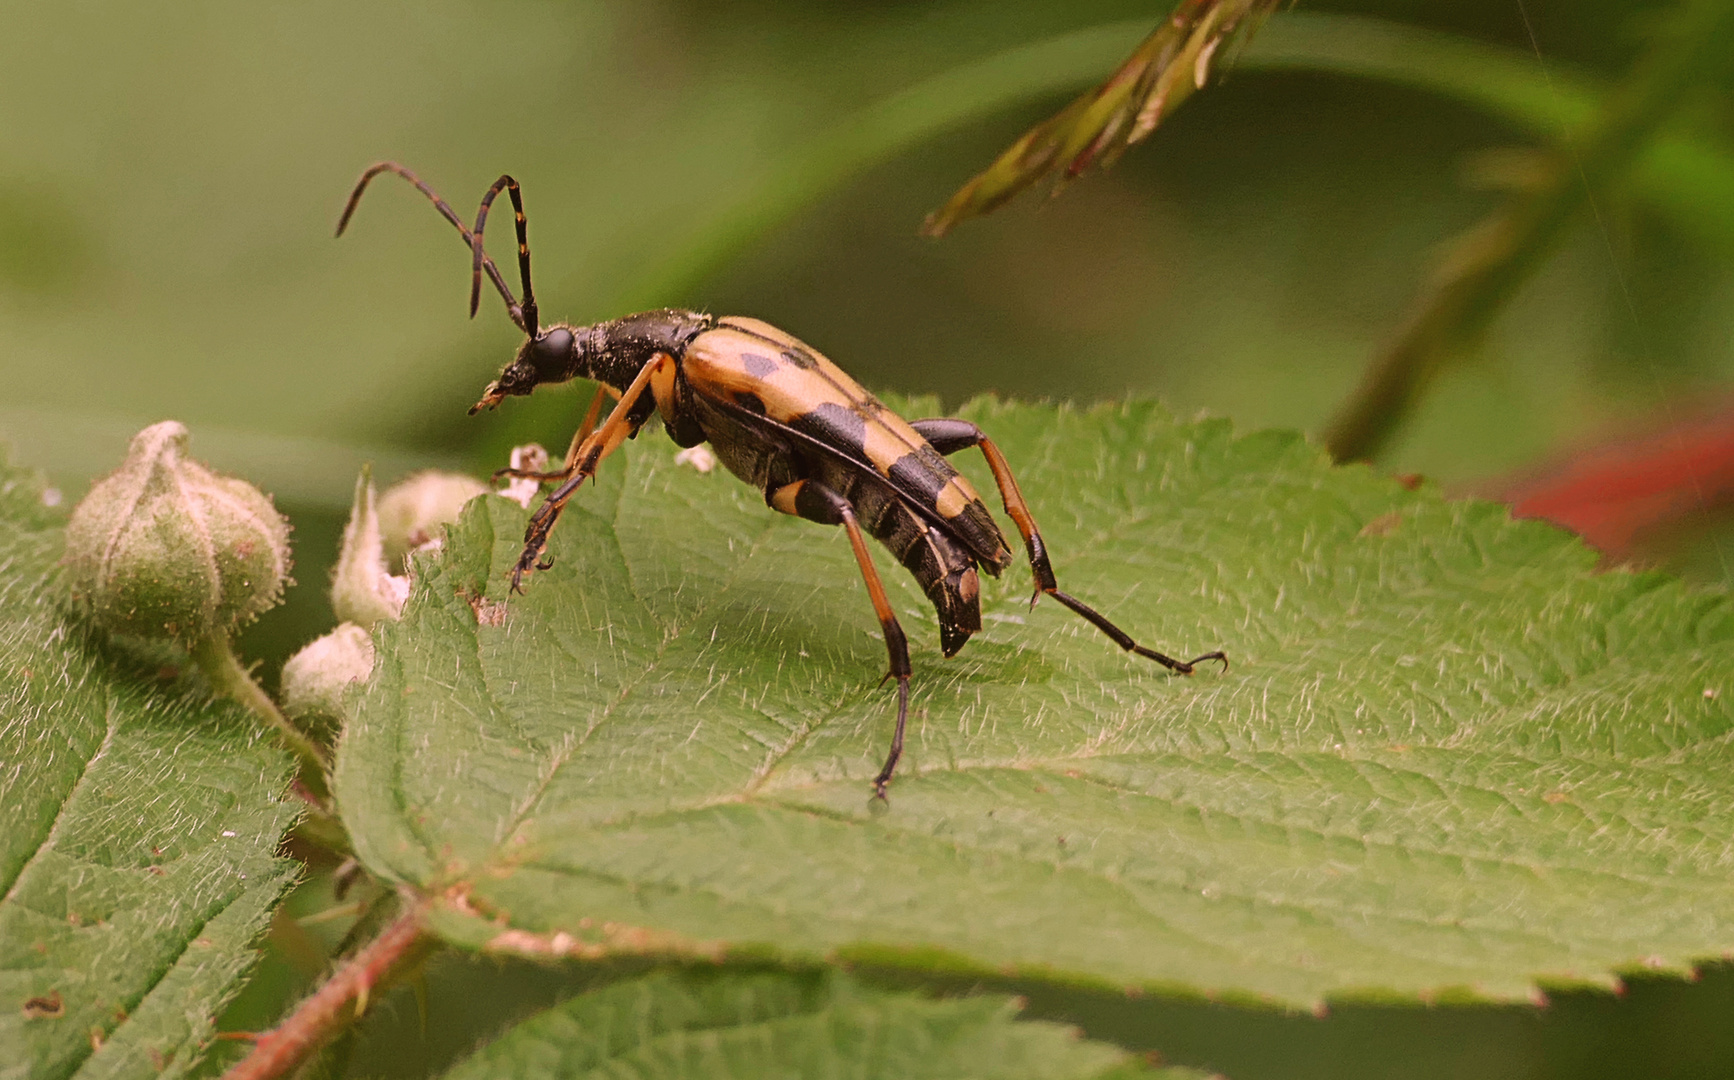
[0,457,300,1079]
[337,399,1734,1009]
[436,968,1179,1080]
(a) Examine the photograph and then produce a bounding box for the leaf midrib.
[61,877,266,1080]
[501,820,1504,993]
[503,788,1689,989]
[0,683,119,905]
[453,556,1734,895]
[506,749,1731,930]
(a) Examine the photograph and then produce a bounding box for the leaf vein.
[0,687,120,905]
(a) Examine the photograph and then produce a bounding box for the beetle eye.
[529,328,574,378]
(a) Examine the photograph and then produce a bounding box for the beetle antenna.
[336,162,530,334]
[470,175,538,334]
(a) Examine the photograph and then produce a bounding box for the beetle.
[338,162,1226,797]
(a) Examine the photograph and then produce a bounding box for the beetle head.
[470,326,578,414]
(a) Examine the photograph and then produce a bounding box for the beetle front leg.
[910,418,1226,675]
[511,355,670,592]
[493,382,610,485]
[768,479,913,798]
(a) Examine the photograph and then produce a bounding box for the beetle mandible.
[337,162,1227,797]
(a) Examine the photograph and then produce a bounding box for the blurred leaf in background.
[436,969,1170,1080]
[2,0,1729,503]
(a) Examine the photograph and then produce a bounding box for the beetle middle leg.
[513,355,671,591]
[767,479,913,798]
[911,418,1226,675]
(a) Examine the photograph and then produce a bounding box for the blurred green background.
[4,2,1733,1078]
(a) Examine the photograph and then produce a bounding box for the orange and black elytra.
[337,162,1227,798]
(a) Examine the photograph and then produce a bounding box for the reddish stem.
[220,900,431,1080]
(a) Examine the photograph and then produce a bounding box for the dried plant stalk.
[922,0,1284,236]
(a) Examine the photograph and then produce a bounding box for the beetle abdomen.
[685,392,983,655]
[920,537,983,658]
[822,454,982,657]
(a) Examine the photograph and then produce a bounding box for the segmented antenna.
[471,175,538,334]
[336,162,531,335]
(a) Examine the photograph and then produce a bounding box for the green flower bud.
[331,467,408,629]
[64,421,291,641]
[376,470,487,568]
[280,622,375,723]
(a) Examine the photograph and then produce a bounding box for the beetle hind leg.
[768,479,914,798]
[910,418,1226,675]
[1046,588,1227,674]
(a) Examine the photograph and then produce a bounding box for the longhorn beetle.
[337,162,1226,797]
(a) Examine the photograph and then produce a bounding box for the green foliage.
[0,458,299,1079]
[1248,14,1734,259]
[8,3,1734,1075]
[487,12,1734,326]
[13,7,1734,516]
[436,968,1181,1080]
[338,399,1734,1010]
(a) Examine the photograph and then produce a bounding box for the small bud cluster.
[330,468,409,630]
[375,470,487,567]
[284,466,488,722]
[63,421,335,784]
[64,421,499,747]
[280,622,375,723]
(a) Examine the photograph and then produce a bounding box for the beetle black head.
[469,325,578,414]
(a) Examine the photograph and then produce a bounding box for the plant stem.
[1321,0,1734,464]
[220,899,435,1080]
[289,800,354,857]
[191,633,330,798]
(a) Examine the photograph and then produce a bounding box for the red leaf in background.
[1484,401,1734,561]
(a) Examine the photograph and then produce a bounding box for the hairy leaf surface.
[437,968,1178,1080]
[338,400,1734,1007]
[0,459,299,1080]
